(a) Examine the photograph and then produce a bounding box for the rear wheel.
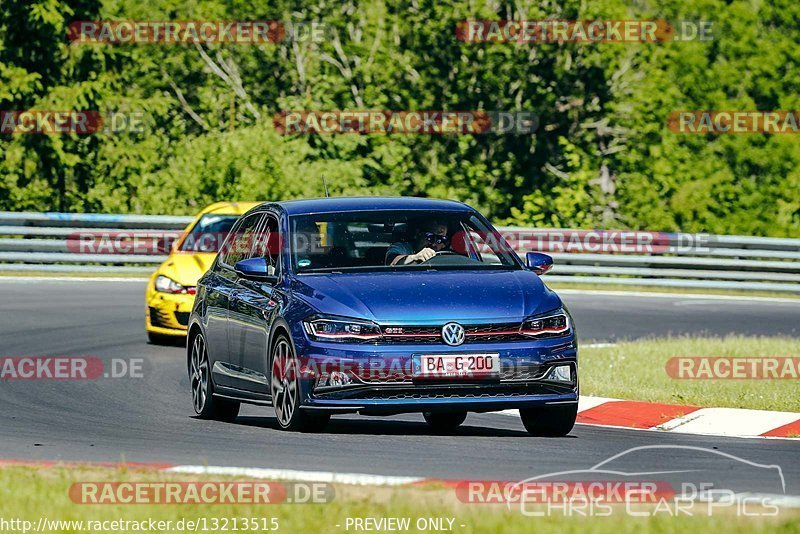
[270,334,330,432]
[519,404,577,437]
[190,332,239,422]
[422,411,467,432]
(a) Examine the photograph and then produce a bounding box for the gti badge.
[441,322,465,346]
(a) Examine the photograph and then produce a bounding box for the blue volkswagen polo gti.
[187,197,578,435]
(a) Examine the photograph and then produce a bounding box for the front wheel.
[270,334,330,432]
[519,404,577,437]
[190,332,240,422]
[422,411,467,432]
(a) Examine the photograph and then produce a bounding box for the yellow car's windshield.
[179,214,240,252]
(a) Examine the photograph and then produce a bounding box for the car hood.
[291,269,562,323]
[156,252,217,287]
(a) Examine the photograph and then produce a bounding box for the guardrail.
[0,211,798,292]
[0,211,191,275]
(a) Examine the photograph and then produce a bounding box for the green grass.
[582,336,800,411]
[0,466,797,533]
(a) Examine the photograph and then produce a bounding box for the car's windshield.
[179,214,240,252]
[290,210,520,273]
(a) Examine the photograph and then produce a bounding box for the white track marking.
[577,396,619,412]
[556,288,800,304]
[166,465,424,486]
[494,396,616,418]
[654,408,800,437]
[732,493,800,508]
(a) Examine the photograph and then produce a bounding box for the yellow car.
[145,201,261,344]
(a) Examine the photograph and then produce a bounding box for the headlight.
[154,275,195,294]
[303,316,382,342]
[519,309,571,338]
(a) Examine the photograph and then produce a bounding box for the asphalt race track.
[0,279,799,496]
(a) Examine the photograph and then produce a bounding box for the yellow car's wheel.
[147,331,183,346]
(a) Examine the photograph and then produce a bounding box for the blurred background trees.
[0,0,798,236]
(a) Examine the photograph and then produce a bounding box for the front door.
[228,213,282,393]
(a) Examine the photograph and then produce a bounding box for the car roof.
[261,197,473,216]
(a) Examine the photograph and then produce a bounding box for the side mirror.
[234,257,277,283]
[525,252,553,275]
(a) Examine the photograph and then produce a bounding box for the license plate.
[414,353,500,379]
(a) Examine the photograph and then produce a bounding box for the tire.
[148,331,175,345]
[422,411,467,431]
[519,404,577,437]
[190,332,240,422]
[270,334,330,432]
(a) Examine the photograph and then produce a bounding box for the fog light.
[546,364,572,382]
[328,371,351,387]
[316,370,352,389]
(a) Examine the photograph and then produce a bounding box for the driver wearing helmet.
[385,220,450,265]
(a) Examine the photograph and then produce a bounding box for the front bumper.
[306,384,577,415]
[145,291,194,336]
[295,335,578,415]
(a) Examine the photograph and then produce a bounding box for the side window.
[254,215,281,276]
[457,219,503,265]
[219,213,263,267]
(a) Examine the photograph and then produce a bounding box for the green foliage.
[0,0,797,235]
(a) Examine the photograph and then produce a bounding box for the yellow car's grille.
[149,307,188,329]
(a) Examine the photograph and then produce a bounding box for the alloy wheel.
[190,333,209,414]
[271,338,298,428]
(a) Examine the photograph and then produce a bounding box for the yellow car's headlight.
[154,275,195,295]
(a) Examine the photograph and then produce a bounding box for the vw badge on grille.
[441,322,465,346]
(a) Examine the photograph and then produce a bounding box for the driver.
[386,220,449,265]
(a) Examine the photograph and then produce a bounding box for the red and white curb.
[500,396,800,439]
